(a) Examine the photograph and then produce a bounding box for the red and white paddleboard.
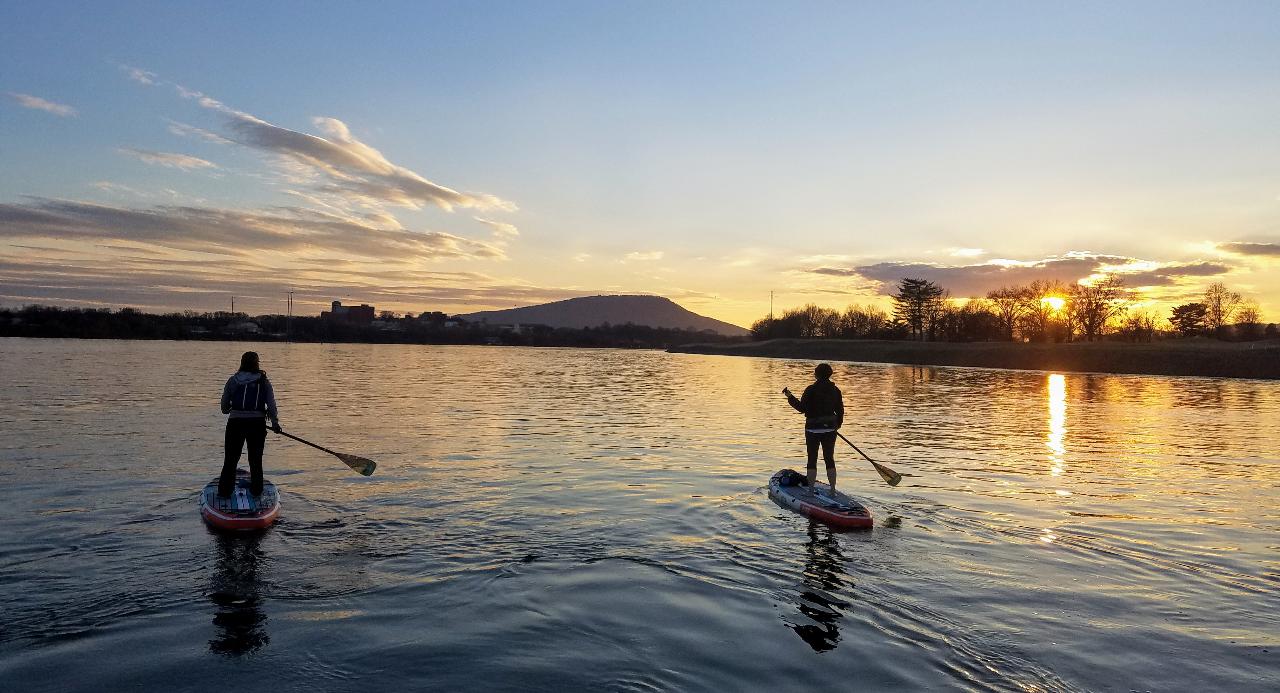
[199,468,280,531]
[768,469,873,529]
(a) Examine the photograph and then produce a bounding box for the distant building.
[322,300,375,325]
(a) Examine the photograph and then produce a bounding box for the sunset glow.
[1,4,1278,327]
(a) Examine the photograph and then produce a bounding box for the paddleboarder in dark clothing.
[219,351,281,497]
[783,363,844,491]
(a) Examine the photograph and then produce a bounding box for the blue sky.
[3,1,1279,324]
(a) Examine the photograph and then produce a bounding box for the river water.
[1,339,1277,691]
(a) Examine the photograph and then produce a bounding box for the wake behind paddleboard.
[768,469,873,529]
[199,468,280,531]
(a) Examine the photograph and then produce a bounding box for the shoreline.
[669,338,1280,380]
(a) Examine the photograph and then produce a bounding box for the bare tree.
[985,286,1028,341]
[749,316,776,339]
[1202,282,1242,333]
[778,304,841,338]
[1234,300,1264,340]
[1019,279,1068,342]
[1235,300,1261,325]
[838,304,887,338]
[1067,275,1129,341]
[936,298,1003,342]
[1119,310,1157,342]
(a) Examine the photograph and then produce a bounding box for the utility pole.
[231,297,235,315]
[287,290,293,342]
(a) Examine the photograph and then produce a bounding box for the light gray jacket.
[221,371,279,422]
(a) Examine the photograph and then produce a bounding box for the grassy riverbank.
[671,338,1280,379]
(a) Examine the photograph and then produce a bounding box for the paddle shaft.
[835,432,873,463]
[836,431,902,485]
[274,429,340,457]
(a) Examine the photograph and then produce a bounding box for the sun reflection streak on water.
[1047,373,1066,479]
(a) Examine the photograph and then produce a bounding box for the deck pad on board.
[199,468,280,530]
[768,469,873,529]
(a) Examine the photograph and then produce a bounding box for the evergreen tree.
[1169,302,1207,337]
[893,278,947,340]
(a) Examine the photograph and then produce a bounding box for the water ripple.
[0,340,1277,691]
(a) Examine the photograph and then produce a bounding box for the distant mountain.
[459,295,749,336]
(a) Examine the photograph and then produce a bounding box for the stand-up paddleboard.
[200,468,280,531]
[768,469,872,529]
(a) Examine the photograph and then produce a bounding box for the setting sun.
[1041,296,1066,312]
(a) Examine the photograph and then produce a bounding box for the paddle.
[835,432,902,487]
[273,429,377,476]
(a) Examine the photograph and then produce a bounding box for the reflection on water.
[1047,373,1066,478]
[787,522,851,653]
[1044,374,1068,544]
[1,340,1278,691]
[208,533,269,657]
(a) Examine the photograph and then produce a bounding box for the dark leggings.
[220,417,266,496]
[805,431,837,486]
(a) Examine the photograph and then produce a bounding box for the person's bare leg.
[806,433,819,487]
[822,434,837,491]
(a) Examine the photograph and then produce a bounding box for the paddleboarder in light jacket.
[783,363,844,491]
[218,351,281,497]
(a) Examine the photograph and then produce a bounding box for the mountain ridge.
[458,295,748,336]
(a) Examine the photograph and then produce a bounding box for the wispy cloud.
[1219,241,1280,257]
[167,121,233,145]
[624,251,664,262]
[810,267,860,277]
[173,84,515,214]
[0,198,506,262]
[122,65,157,85]
[117,148,218,170]
[8,92,76,117]
[474,217,519,238]
[0,239,581,315]
[91,181,152,198]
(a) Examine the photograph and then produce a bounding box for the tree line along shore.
[750,278,1273,344]
[0,305,738,350]
[682,277,1278,379]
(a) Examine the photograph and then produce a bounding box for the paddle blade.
[338,452,377,476]
[872,461,902,486]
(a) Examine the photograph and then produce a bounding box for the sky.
[2,1,1279,327]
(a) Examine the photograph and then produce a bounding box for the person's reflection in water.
[788,521,851,653]
[208,532,269,656]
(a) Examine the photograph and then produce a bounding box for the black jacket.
[787,380,844,430]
